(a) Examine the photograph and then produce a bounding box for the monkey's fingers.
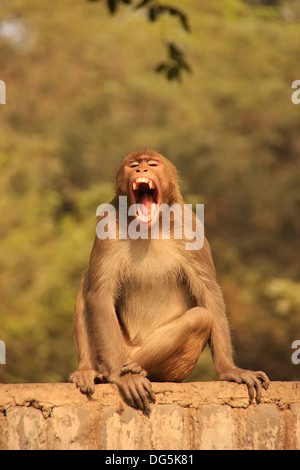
[130,381,149,412]
[219,367,269,404]
[121,359,147,377]
[143,378,156,403]
[240,372,262,403]
[116,375,145,411]
[119,385,138,410]
[116,374,155,413]
[135,382,152,413]
[242,370,271,402]
[132,376,155,412]
[254,371,270,390]
[69,369,98,395]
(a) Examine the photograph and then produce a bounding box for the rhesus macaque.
[70,149,269,412]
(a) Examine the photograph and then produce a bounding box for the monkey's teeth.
[135,177,149,184]
[134,177,156,189]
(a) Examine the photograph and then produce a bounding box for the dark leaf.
[155,62,168,73]
[168,7,178,15]
[168,42,182,63]
[148,5,159,22]
[121,0,132,4]
[167,7,190,32]
[165,42,192,76]
[178,12,190,32]
[179,59,192,73]
[107,0,118,14]
[135,0,154,9]
[167,66,180,81]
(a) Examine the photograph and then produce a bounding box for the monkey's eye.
[129,161,139,168]
[148,160,159,167]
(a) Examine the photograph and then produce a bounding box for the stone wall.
[0,381,299,450]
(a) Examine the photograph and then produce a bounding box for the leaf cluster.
[88,0,191,80]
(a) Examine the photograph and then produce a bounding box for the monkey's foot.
[69,368,105,395]
[120,359,147,377]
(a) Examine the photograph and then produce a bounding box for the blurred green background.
[0,0,299,384]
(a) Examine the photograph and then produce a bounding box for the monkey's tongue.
[138,193,153,216]
[137,193,154,220]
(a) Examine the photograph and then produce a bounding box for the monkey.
[70,149,269,412]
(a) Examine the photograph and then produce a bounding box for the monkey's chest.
[112,239,194,343]
[117,271,193,344]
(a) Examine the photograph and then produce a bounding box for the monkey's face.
[127,157,161,225]
[116,151,180,227]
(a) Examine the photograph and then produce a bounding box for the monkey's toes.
[121,360,147,377]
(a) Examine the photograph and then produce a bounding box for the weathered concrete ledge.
[0,381,299,450]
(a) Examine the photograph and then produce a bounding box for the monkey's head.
[116,150,182,226]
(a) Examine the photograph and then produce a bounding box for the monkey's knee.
[186,307,212,341]
[147,333,202,382]
[147,308,213,382]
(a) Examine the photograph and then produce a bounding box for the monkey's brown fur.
[70,150,269,412]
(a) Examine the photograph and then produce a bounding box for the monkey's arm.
[86,287,155,412]
[189,233,270,403]
[86,288,127,376]
[207,280,269,402]
[70,273,103,394]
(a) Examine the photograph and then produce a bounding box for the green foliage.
[88,0,191,80]
[264,278,300,316]
[156,42,192,81]
[0,0,299,384]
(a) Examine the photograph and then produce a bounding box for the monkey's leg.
[70,275,103,393]
[129,307,212,382]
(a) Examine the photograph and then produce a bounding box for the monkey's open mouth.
[131,177,159,224]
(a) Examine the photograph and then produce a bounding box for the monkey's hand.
[69,368,105,395]
[112,372,156,413]
[218,367,270,403]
